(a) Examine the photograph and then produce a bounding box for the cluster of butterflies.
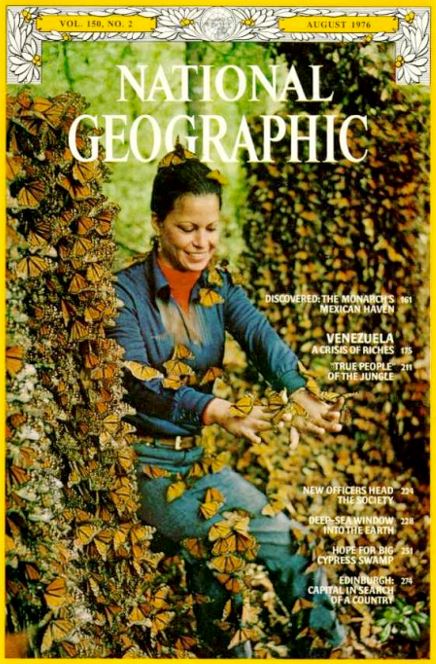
[7,92,191,658]
[124,341,224,394]
[182,509,259,596]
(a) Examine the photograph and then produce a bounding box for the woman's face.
[153,193,221,272]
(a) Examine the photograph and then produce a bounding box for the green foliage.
[375,599,429,643]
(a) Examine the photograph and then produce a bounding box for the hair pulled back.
[151,157,222,222]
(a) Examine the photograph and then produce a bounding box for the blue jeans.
[135,443,345,655]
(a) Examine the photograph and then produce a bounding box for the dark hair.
[151,159,222,221]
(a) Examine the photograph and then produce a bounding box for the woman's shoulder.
[206,259,244,291]
[114,252,153,294]
[115,252,150,275]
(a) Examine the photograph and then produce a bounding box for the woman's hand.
[203,390,343,446]
[278,391,344,450]
[290,388,344,435]
[203,398,274,445]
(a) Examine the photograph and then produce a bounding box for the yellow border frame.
[1,1,433,663]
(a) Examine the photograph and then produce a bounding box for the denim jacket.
[109,250,306,436]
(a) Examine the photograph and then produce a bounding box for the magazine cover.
[3,1,431,661]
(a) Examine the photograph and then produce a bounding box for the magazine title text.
[68,64,368,164]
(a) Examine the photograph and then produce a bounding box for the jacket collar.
[146,248,209,301]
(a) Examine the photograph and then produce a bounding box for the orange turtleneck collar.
[157,257,202,313]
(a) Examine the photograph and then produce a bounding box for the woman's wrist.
[202,398,231,426]
[290,387,311,405]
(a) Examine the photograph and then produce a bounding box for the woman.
[111,144,345,656]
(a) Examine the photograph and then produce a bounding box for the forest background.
[6,38,430,659]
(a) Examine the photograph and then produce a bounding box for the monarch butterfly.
[175,636,197,650]
[166,481,186,503]
[199,487,225,520]
[41,619,74,653]
[206,454,227,474]
[198,288,224,307]
[6,345,24,376]
[200,366,223,385]
[222,598,233,621]
[16,113,42,136]
[321,389,355,403]
[163,358,194,376]
[93,206,116,235]
[44,578,68,610]
[72,160,100,184]
[336,269,357,282]
[94,529,113,559]
[261,503,278,517]
[162,375,184,390]
[291,598,314,613]
[215,573,242,593]
[84,301,112,323]
[24,563,40,581]
[200,501,223,520]
[172,343,193,360]
[7,465,29,486]
[209,554,244,574]
[207,169,227,185]
[86,263,104,283]
[68,273,89,294]
[211,535,237,556]
[116,447,135,472]
[112,525,130,552]
[32,97,65,128]
[109,477,134,510]
[9,413,28,431]
[81,342,99,369]
[15,255,51,279]
[207,267,224,287]
[58,175,92,201]
[90,362,118,380]
[16,90,32,109]
[101,413,120,434]
[224,511,250,534]
[128,606,148,625]
[208,520,233,542]
[228,627,256,650]
[235,532,257,554]
[71,237,93,258]
[130,523,154,544]
[150,610,175,635]
[187,461,206,480]
[124,360,162,381]
[76,216,95,236]
[6,153,24,181]
[267,389,288,411]
[69,319,90,342]
[87,575,102,600]
[26,231,48,251]
[151,586,170,610]
[104,603,123,625]
[158,140,197,169]
[142,464,171,479]
[182,537,207,560]
[229,395,254,418]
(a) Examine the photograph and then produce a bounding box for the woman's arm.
[220,275,342,438]
[109,282,215,430]
[223,278,306,393]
